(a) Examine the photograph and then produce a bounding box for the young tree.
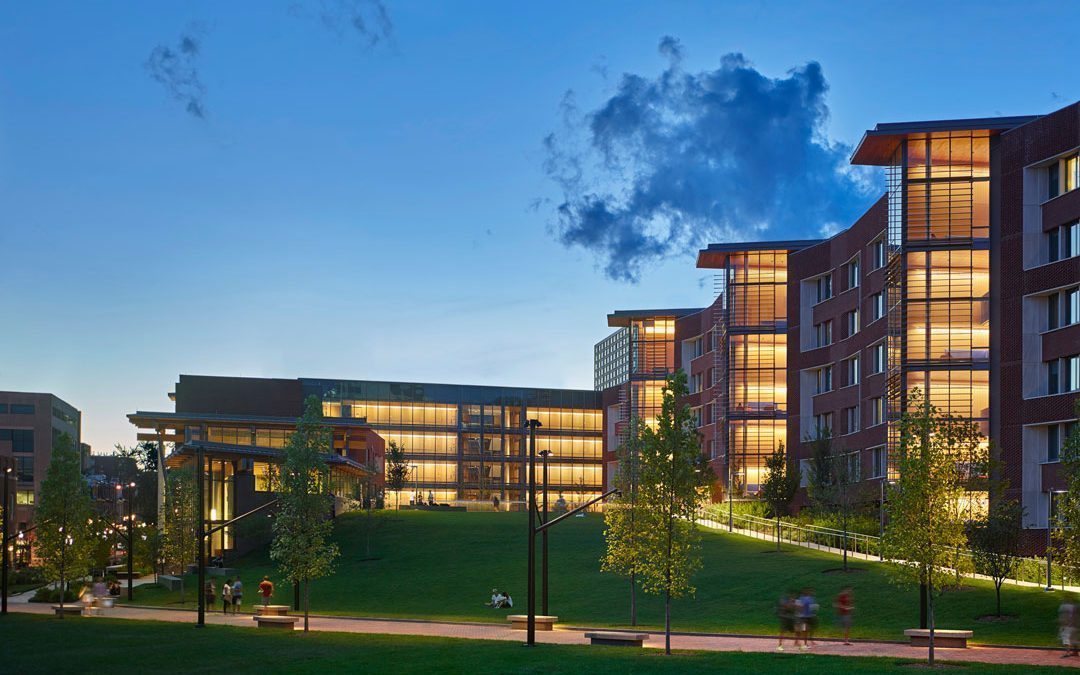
[805,427,834,512]
[759,442,798,552]
[601,418,646,626]
[882,388,986,666]
[162,465,198,602]
[35,433,95,615]
[271,395,340,632]
[1054,401,1080,577]
[385,441,410,510]
[634,371,711,654]
[967,497,1023,617]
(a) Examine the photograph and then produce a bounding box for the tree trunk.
[996,581,1002,617]
[664,586,671,655]
[304,577,311,632]
[927,582,935,667]
[630,573,636,626]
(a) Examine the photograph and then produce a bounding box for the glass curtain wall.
[314,381,603,509]
[887,132,992,479]
[720,251,789,494]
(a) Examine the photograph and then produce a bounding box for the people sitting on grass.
[485,589,513,609]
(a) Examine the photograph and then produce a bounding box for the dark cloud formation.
[299,0,394,47]
[543,38,880,282]
[145,26,207,119]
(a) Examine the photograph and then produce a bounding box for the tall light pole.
[538,449,551,616]
[524,418,541,646]
[1,463,11,615]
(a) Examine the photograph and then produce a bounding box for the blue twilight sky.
[2,1,1078,453]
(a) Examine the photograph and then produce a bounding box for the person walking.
[231,574,243,612]
[835,587,854,645]
[259,576,274,607]
[221,579,233,614]
[796,588,818,650]
[204,580,215,613]
[1060,595,1078,658]
[776,591,796,651]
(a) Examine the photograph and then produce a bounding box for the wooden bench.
[52,604,83,617]
[253,615,299,630]
[255,604,291,617]
[584,631,649,647]
[507,614,557,631]
[904,629,972,648]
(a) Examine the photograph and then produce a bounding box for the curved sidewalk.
[9,602,1077,669]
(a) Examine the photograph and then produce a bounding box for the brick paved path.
[10,602,1078,669]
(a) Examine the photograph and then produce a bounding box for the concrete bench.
[255,604,291,616]
[159,575,183,591]
[52,604,83,617]
[253,615,299,630]
[507,614,557,631]
[585,631,649,647]
[904,629,972,648]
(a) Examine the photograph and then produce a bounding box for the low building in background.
[130,374,603,557]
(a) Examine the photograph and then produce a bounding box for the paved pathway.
[9,602,1077,669]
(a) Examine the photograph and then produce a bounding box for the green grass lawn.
[0,614,1070,674]
[124,510,1066,646]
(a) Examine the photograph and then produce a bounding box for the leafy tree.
[634,371,711,654]
[601,418,646,625]
[35,433,95,616]
[1054,401,1080,577]
[137,527,166,580]
[759,442,798,552]
[385,441,410,509]
[162,465,197,602]
[882,388,986,667]
[805,427,835,512]
[271,395,340,632]
[967,496,1023,617]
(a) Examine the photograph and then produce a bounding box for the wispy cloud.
[145,24,208,119]
[543,37,880,282]
[293,0,394,48]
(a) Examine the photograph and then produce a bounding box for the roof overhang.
[607,308,703,327]
[128,410,370,430]
[167,441,375,475]
[850,115,1041,166]
[696,240,822,269]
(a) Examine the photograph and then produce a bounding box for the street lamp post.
[1,464,11,615]
[525,418,541,646]
[538,449,551,616]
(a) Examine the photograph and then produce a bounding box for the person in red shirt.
[259,576,274,606]
[835,587,854,644]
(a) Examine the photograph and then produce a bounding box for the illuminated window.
[870,397,885,426]
[253,462,272,492]
[16,489,34,505]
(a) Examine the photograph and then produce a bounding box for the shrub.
[29,586,80,603]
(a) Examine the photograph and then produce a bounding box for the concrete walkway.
[8,602,1078,669]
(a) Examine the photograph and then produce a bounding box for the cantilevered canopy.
[850,116,1040,166]
[696,240,821,269]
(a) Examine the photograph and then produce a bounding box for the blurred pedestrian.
[1060,595,1078,658]
[776,591,796,651]
[835,586,854,644]
[222,579,233,614]
[204,580,215,612]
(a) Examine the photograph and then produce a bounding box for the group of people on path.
[777,587,854,650]
[203,575,276,613]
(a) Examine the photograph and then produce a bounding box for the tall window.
[872,239,886,269]
[1049,424,1061,463]
[870,397,885,426]
[870,343,886,374]
[842,355,860,387]
[1049,292,1061,330]
[813,412,833,433]
[870,292,886,322]
[1049,154,1079,200]
[0,429,33,453]
[816,274,833,303]
[871,446,887,478]
[847,260,860,289]
[844,406,860,434]
[816,366,833,394]
[814,321,832,348]
[845,309,860,338]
